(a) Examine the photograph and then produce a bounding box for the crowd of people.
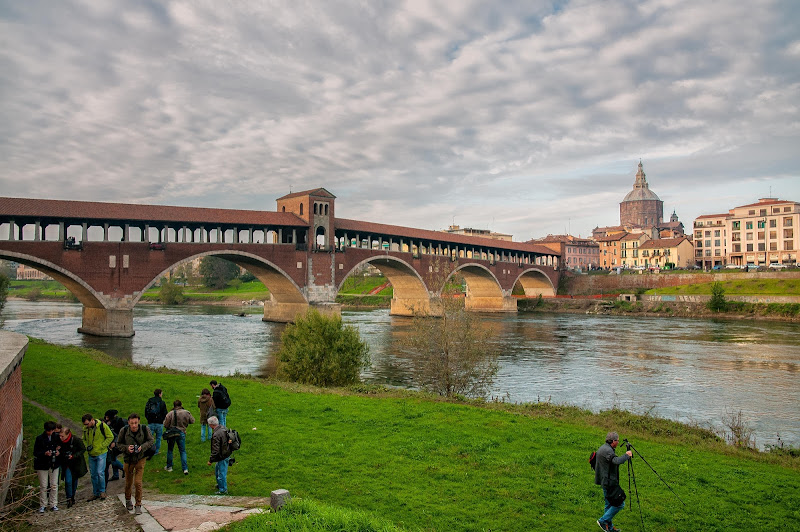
[33,380,235,515]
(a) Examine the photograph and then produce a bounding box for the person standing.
[33,421,62,513]
[59,427,87,508]
[210,380,231,427]
[104,409,126,482]
[594,431,632,532]
[162,399,195,475]
[198,388,216,442]
[117,413,154,515]
[81,413,114,501]
[144,389,168,457]
[207,416,230,495]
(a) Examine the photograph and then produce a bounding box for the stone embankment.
[560,270,799,296]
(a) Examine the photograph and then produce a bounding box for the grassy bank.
[19,338,800,531]
[645,278,800,296]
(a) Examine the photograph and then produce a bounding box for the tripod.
[623,439,686,531]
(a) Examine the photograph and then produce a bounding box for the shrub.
[0,273,8,313]
[276,309,370,387]
[159,279,186,305]
[708,281,727,312]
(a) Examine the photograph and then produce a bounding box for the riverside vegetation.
[18,339,800,531]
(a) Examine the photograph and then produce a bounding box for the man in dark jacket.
[34,420,62,512]
[206,416,231,494]
[210,380,231,427]
[117,413,155,515]
[594,431,632,532]
[144,388,168,456]
[104,409,126,482]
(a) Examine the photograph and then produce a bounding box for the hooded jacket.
[198,393,216,424]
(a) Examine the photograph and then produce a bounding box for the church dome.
[622,187,661,202]
[621,161,661,202]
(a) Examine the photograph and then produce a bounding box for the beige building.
[640,237,694,269]
[693,213,728,269]
[693,198,798,267]
[15,264,52,281]
[619,232,650,268]
[443,225,513,242]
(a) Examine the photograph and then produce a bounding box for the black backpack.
[225,428,241,452]
[145,398,160,419]
[215,385,232,409]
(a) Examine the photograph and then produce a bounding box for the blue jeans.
[215,457,229,493]
[105,449,124,481]
[201,423,211,442]
[63,468,79,499]
[149,423,163,454]
[600,486,625,526]
[215,408,228,427]
[166,432,187,471]
[88,454,107,495]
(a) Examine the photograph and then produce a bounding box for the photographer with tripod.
[594,431,631,532]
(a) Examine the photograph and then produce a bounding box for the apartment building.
[693,213,728,269]
[641,237,694,269]
[693,198,798,267]
[527,234,600,270]
[596,232,626,268]
[619,232,650,268]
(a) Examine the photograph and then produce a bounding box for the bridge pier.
[78,307,135,337]
[464,294,517,313]
[262,301,342,323]
[389,297,442,317]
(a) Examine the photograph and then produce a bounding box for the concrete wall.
[0,331,28,510]
[641,294,800,304]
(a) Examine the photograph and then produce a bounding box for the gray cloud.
[1,0,798,238]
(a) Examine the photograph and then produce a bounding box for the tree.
[403,262,499,398]
[276,309,370,387]
[199,257,240,289]
[0,273,8,314]
[708,281,727,312]
[159,279,186,305]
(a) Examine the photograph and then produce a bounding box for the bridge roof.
[335,218,558,256]
[0,197,307,227]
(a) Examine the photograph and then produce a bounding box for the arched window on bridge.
[316,226,326,249]
[300,203,304,216]
[282,206,286,212]
[314,203,318,215]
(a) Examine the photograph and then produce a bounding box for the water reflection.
[2,300,799,448]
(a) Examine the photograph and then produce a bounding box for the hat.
[104,409,118,419]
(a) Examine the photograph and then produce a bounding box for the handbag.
[606,483,626,506]
[163,411,183,440]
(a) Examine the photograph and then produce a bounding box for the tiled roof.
[0,197,307,226]
[733,198,795,209]
[593,225,625,232]
[640,237,689,249]
[276,188,336,200]
[621,232,645,240]
[694,213,729,220]
[335,218,557,255]
[595,233,628,242]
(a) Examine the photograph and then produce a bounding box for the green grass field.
[645,278,800,296]
[19,338,800,531]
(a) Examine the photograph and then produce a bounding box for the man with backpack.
[117,413,154,515]
[594,431,632,532]
[207,415,238,495]
[104,409,126,482]
[81,413,115,501]
[144,389,168,457]
[210,380,231,427]
[162,399,195,475]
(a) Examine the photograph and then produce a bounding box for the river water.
[2,300,799,448]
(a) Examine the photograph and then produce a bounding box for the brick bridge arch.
[513,267,557,297]
[447,263,516,312]
[338,255,434,316]
[135,250,309,321]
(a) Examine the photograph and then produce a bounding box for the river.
[2,300,799,449]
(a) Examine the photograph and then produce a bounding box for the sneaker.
[164,466,173,472]
[134,506,142,515]
[609,527,621,532]
[51,506,59,511]
[183,469,189,475]
[597,521,610,531]
[108,476,119,482]
[215,490,228,495]
[39,507,46,513]
[100,492,107,500]
[87,495,99,501]
[126,500,134,511]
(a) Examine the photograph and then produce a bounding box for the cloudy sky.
[1,0,798,240]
